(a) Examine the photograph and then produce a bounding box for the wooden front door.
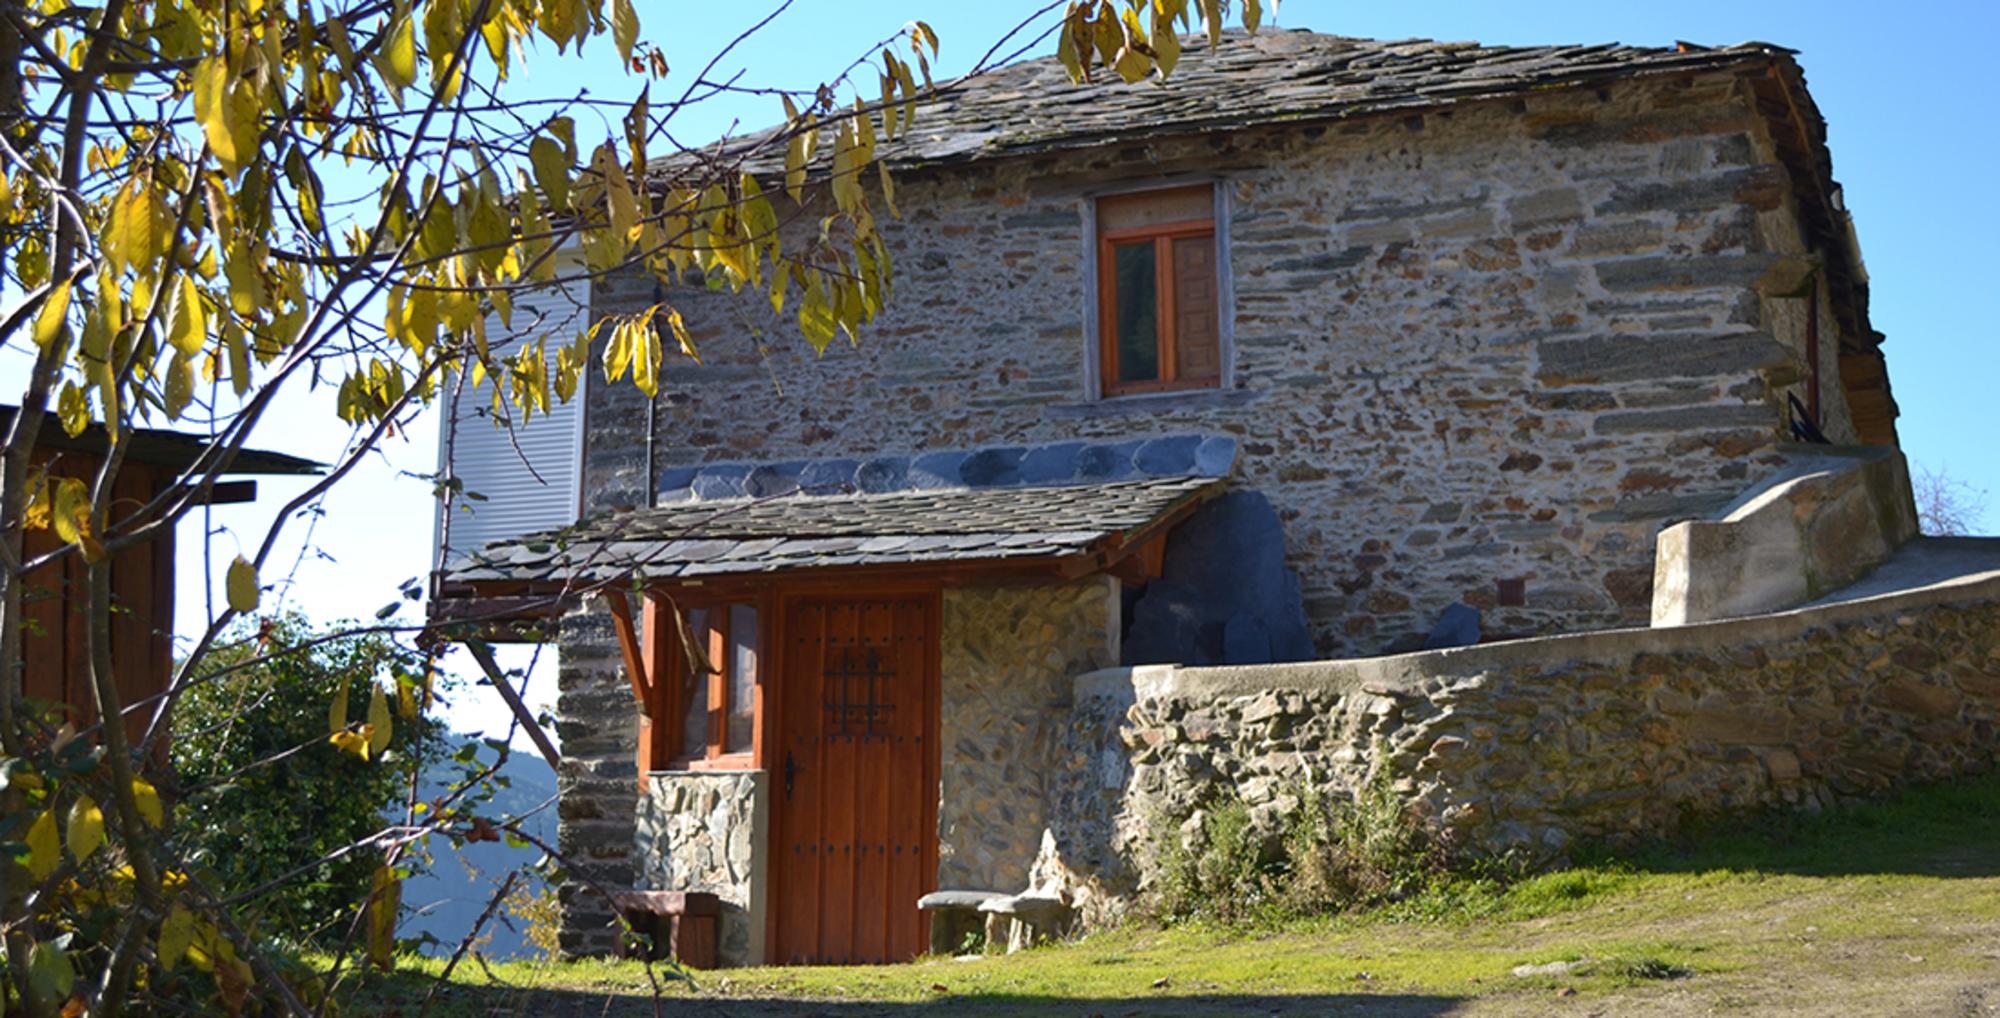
[772,594,939,965]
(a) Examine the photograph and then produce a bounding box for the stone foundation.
[634,771,768,966]
[1041,568,2000,916]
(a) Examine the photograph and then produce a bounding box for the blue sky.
[68,0,1996,740]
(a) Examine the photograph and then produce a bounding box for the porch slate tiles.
[441,475,1224,586]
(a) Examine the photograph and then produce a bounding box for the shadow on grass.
[387,981,1466,1017]
[1611,771,2000,879]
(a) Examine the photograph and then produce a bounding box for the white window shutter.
[434,274,592,563]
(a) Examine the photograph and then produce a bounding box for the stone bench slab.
[919,890,1008,910]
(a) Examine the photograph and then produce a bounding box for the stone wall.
[939,579,1115,892]
[550,601,639,957]
[585,66,1868,658]
[635,771,768,966]
[1041,568,2000,913]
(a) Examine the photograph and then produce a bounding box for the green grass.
[340,773,2000,1016]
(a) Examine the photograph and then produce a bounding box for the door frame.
[762,580,943,965]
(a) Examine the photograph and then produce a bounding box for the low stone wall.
[1042,568,2000,914]
[634,771,768,966]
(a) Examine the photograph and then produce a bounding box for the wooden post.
[463,640,562,773]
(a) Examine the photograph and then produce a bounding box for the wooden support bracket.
[603,588,652,708]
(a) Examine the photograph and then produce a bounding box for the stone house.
[432,31,1904,965]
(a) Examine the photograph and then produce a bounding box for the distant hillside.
[400,748,559,960]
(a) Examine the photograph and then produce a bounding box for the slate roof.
[1,405,321,476]
[440,475,1223,587]
[675,31,1787,176]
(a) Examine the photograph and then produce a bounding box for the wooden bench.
[611,890,720,969]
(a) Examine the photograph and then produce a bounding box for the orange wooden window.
[662,600,762,770]
[1097,184,1220,397]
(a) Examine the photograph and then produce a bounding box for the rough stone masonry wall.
[550,602,638,957]
[584,66,1863,658]
[938,579,1115,892]
[635,771,767,966]
[1042,574,2000,913]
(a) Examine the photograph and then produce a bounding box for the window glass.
[727,604,758,752]
[680,608,709,757]
[1112,241,1159,383]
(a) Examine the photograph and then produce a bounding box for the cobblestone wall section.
[635,771,766,966]
[939,579,1115,892]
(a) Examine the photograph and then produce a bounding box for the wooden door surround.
[769,592,940,965]
[620,579,942,966]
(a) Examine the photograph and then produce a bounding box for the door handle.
[784,750,798,800]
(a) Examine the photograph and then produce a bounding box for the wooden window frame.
[1096,217,1218,398]
[651,592,766,772]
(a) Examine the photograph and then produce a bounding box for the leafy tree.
[169,614,445,946]
[0,0,1267,1011]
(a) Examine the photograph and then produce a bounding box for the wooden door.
[772,594,938,965]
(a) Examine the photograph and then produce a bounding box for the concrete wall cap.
[1077,563,2000,701]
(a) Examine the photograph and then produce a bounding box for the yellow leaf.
[528,136,571,210]
[610,0,638,65]
[66,796,104,863]
[367,865,400,971]
[396,677,418,721]
[33,279,71,352]
[661,306,698,362]
[22,473,50,532]
[163,349,194,421]
[225,556,259,613]
[1154,9,1182,77]
[50,477,90,549]
[366,683,392,756]
[329,680,351,734]
[158,905,195,971]
[56,383,88,438]
[223,243,267,316]
[879,163,899,219]
[784,125,808,205]
[168,275,206,356]
[24,810,58,881]
[192,57,260,173]
[132,778,163,828]
[1244,0,1263,34]
[374,14,418,95]
[330,729,371,760]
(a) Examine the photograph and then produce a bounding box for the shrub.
[1279,770,1456,914]
[1153,795,1273,923]
[170,614,447,945]
[1149,769,1459,925]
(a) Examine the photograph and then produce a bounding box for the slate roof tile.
[442,476,1222,585]
[653,32,1784,179]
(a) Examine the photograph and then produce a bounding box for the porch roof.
[437,474,1225,592]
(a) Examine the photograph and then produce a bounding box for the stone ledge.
[1078,565,2000,704]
